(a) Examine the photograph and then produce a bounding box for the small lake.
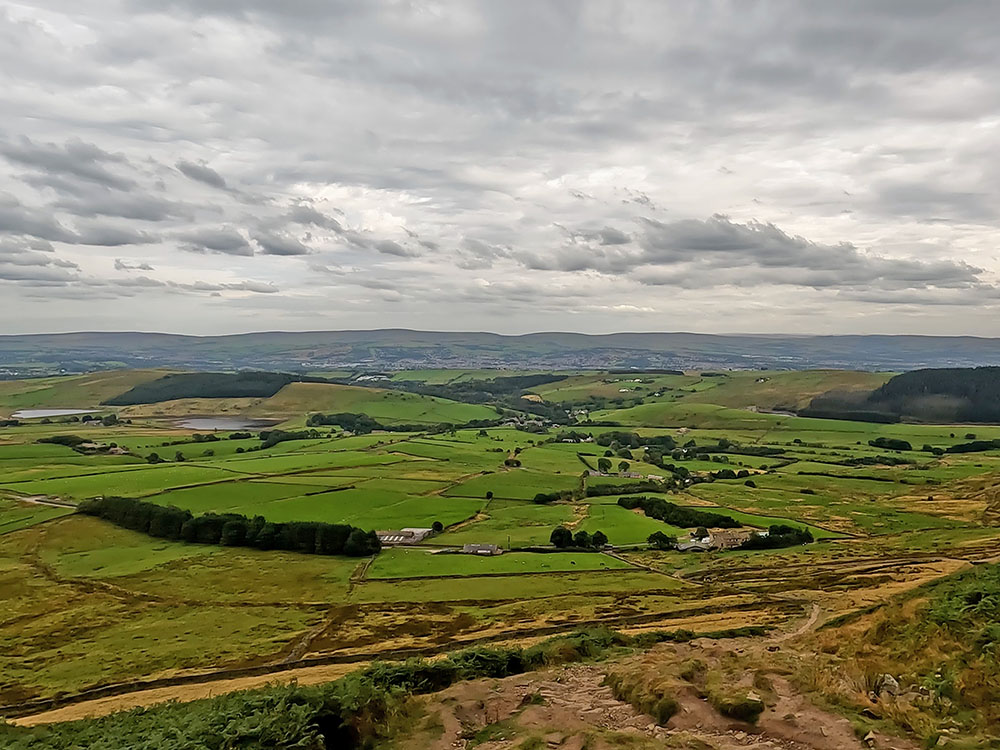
[11,408,98,419]
[174,417,277,431]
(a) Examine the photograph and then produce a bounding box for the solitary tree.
[597,457,612,473]
[592,530,608,548]
[485,491,494,500]
[694,526,709,540]
[550,526,573,548]
[618,460,630,473]
[431,520,444,533]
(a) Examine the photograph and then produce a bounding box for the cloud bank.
[2,1,1000,335]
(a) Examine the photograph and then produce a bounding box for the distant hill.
[865,367,1000,422]
[3,330,1000,374]
[804,366,1000,423]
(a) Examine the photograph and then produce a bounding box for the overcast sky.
[2,1,1000,336]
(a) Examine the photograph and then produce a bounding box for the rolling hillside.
[0,371,500,425]
[0,370,173,415]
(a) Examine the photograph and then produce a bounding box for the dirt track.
[12,662,361,727]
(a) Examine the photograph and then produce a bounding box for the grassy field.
[1,366,1000,714]
[248,382,501,424]
[366,548,632,578]
[0,370,172,415]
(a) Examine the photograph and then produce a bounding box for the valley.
[1,367,998,748]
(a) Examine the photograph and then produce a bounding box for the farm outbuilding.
[462,543,502,556]
[377,528,435,545]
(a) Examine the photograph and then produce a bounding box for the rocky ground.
[395,658,921,750]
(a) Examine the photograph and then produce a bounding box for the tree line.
[549,526,607,549]
[306,411,503,434]
[102,371,338,406]
[739,524,813,550]
[616,496,741,528]
[78,496,381,556]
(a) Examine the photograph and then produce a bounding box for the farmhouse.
[376,528,435,545]
[708,529,755,549]
[676,528,756,552]
[462,543,502,556]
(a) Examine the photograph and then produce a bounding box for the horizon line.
[1,328,1000,340]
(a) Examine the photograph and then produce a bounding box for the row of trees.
[595,430,677,450]
[595,457,632,474]
[549,526,608,549]
[739,524,813,550]
[616,496,741,529]
[533,489,576,504]
[869,436,913,451]
[78,496,381,556]
[306,411,505,435]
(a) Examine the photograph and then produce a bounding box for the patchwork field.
[1,366,1000,731]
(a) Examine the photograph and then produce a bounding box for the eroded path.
[397,662,920,750]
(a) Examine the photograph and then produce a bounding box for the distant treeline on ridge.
[306,412,501,433]
[802,366,1000,424]
[102,372,335,406]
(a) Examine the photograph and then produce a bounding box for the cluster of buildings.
[375,528,503,556]
[677,528,757,552]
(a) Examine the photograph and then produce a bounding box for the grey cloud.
[631,216,988,292]
[76,223,159,246]
[459,238,511,269]
[253,232,311,256]
[870,180,996,223]
[115,259,155,271]
[56,191,187,222]
[0,241,77,270]
[570,226,631,246]
[373,239,417,257]
[176,160,228,189]
[178,279,279,294]
[513,214,989,296]
[0,263,78,283]
[73,276,280,298]
[594,227,630,246]
[6,1,1000,332]
[286,203,343,231]
[0,237,79,284]
[0,193,77,242]
[181,228,254,256]
[1,137,136,191]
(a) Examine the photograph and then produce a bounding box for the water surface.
[11,409,98,419]
[174,417,276,430]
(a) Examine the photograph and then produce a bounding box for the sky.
[2,1,1000,336]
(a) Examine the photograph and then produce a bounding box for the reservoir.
[174,417,276,430]
[11,408,99,419]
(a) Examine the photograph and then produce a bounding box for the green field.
[367,548,632,578]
